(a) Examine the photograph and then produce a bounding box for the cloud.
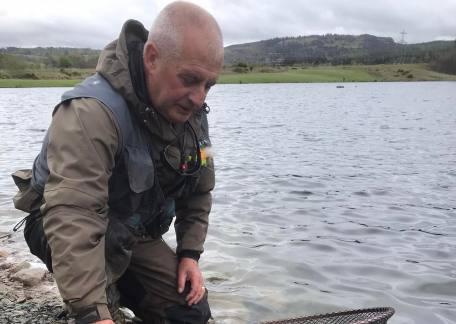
[1,0,455,48]
[0,0,160,48]
[217,0,456,45]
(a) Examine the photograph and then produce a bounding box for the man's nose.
[189,86,206,108]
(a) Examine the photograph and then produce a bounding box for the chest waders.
[13,73,205,272]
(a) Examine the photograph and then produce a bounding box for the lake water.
[1,82,455,324]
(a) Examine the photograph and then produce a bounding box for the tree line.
[225,35,456,75]
[429,48,456,75]
[0,47,100,78]
[1,37,456,78]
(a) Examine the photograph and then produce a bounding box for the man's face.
[144,32,222,124]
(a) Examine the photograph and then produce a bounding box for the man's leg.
[116,237,211,324]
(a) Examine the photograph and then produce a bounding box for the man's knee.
[127,292,211,324]
[117,270,211,324]
[163,296,211,324]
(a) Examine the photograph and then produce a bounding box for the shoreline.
[0,244,140,323]
[0,246,65,323]
[1,64,455,88]
[1,78,455,89]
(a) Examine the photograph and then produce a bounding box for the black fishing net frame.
[259,307,395,324]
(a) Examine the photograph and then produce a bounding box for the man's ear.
[143,41,159,74]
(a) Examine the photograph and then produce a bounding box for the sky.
[1,0,455,48]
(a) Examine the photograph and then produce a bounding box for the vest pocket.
[124,145,154,193]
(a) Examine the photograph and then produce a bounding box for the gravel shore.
[0,247,66,324]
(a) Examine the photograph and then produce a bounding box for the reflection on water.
[1,82,456,324]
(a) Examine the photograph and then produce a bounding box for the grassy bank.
[219,66,374,83]
[0,68,93,88]
[0,64,455,88]
[218,64,456,84]
[0,79,82,88]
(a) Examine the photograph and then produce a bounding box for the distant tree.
[84,55,100,69]
[430,48,456,75]
[68,54,83,68]
[0,54,27,70]
[58,55,72,68]
[234,62,248,68]
[282,57,299,65]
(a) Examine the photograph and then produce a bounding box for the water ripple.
[2,83,456,323]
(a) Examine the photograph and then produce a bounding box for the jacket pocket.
[11,169,42,213]
[124,145,154,193]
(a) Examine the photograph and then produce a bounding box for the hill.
[0,34,455,83]
[224,34,455,66]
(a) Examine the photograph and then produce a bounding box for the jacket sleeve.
[174,155,215,261]
[41,98,119,320]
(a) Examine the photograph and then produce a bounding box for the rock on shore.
[0,248,66,324]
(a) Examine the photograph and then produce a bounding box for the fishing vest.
[31,73,201,237]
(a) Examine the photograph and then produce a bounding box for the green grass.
[0,79,82,88]
[0,64,454,88]
[363,63,456,81]
[219,66,376,83]
[219,64,456,84]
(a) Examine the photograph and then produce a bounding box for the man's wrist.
[177,249,201,262]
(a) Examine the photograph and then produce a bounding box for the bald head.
[142,2,223,124]
[147,1,223,65]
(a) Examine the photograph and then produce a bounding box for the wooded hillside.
[224,34,456,74]
[1,34,455,78]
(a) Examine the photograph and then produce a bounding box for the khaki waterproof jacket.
[35,21,215,317]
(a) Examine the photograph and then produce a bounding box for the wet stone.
[0,261,14,270]
[10,267,47,287]
[9,261,31,274]
[0,249,9,258]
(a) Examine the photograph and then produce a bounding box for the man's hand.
[93,320,114,324]
[177,257,206,306]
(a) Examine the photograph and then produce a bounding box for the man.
[12,2,223,323]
